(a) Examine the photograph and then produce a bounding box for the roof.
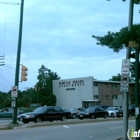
[93,80,135,84]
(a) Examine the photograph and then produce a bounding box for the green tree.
[109,73,121,81]
[92,24,140,80]
[36,65,60,106]
[134,0,140,4]
[92,24,140,52]
[109,73,134,82]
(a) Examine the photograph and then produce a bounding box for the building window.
[106,95,109,98]
[112,95,118,99]
[112,84,117,88]
[94,83,98,86]
[94,95,98,99]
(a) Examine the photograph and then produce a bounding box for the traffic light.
[21,65,28,82]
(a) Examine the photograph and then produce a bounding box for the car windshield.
[33,107,47,113]
[85,107,96,112]
[106,107,115,111]
[69,108,76,111]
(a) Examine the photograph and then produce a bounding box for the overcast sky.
[0,0,139,92]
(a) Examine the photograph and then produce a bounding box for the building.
[53,76,135,108]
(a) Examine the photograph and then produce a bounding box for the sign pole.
[120,59,130,140]
[135,47,140,140]
[13,0,24,124]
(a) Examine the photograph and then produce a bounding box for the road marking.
[89,136,94,138]
[63,125,69,129]
[110,126,122,129]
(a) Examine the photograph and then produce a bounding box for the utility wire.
[0,82,10,91]
[0,72,11,87]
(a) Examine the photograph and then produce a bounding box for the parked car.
[105,107,118,117]
[0,107,23,118]
[78,106,108,119]
[67,108,79,119]
[101,105,111,110]
[18,106,71,124]
[116,104,135,117]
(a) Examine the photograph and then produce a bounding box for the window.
[106,95,109,98]
[112,95,118,99]
[112,84,117,88]
[54,107,61,112]
[94,95,98,99]
[94,83,98,86]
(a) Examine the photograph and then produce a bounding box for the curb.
[0,117,135,130]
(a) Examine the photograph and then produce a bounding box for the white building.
[53,76,135,108]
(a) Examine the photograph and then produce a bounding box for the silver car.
[105,107,118,117]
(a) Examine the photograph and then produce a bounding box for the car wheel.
[35,117,42,123]
[110,113,114,117]
[72,114,76,119]
[61,116,67,121]
[104,114,108,119]
[23,120,29,124]
[79,117,83,120]
[90,114,95,119]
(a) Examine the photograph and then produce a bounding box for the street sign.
[11,86,18,97]
[120,59,130,92]
[128,41,139,48]
[11,98,16,107]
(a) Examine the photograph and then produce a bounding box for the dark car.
[0,107,23,118]
[116,104,135,117]
[78,106,108,119]
[18,106,71,123]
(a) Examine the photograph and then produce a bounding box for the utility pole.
[122,0,134,140]
[135,45,140,140]
[13,0,24,124]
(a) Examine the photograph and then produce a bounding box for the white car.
[106,107,118,117]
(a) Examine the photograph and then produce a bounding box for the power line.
[0,82,10,91]
[0,2,20,5]
[0,72,11,87]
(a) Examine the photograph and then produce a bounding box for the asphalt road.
[0,119,135,140]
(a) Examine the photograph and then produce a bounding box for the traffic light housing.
[21,65,28,82]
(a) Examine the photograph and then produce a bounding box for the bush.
[19,107,33,113]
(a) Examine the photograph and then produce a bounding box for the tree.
[109,73,121,81]
[109,73,134,82]
[134,0,140,4]
[92,24,140,52]
[36,65,60,106]
[92,24,140,80]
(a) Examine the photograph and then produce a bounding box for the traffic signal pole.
[13,0,24,124]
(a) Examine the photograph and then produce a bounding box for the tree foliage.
[109,73,121,81]
[35,65,60,106]
[92,24,140,52]
[0,65,61,109]
[134,0,140,4]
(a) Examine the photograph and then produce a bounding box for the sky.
[0,0,139,92]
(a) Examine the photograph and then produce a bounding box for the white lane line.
[89,136,94,138]
[63,125,69,129]
[110,126,122,129]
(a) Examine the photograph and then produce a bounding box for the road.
[0,119,135,140]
